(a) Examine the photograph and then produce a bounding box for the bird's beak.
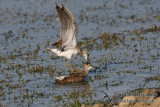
[91,65,99,69]
[88,62,99,69]
[85,61,99,69]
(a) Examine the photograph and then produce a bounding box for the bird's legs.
[65,60,74,73]
[70,61,82,73]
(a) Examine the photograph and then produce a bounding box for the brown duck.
[55,62,97,84]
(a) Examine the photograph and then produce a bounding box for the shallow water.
[0,0,160,106]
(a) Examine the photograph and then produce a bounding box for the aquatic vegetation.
[0,0,160,106]
[132,25,160,35]
[145,75,160,81]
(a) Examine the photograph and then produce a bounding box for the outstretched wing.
[52,4,78,51]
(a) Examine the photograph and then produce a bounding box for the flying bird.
[47,4,89,73]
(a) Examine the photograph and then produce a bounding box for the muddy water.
[0,0,160,106]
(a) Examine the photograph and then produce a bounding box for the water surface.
[0,0,160,106]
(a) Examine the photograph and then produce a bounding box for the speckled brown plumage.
[55,63,94,84]
[55,72,87,84]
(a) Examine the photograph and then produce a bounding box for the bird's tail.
[55,75,68,81]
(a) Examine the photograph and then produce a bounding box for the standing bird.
[47,4,89,73]
[55,62,97,84]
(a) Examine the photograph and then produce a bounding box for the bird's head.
[81,50,89,61]
[85,62,93,71]
[83,62,99,73]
